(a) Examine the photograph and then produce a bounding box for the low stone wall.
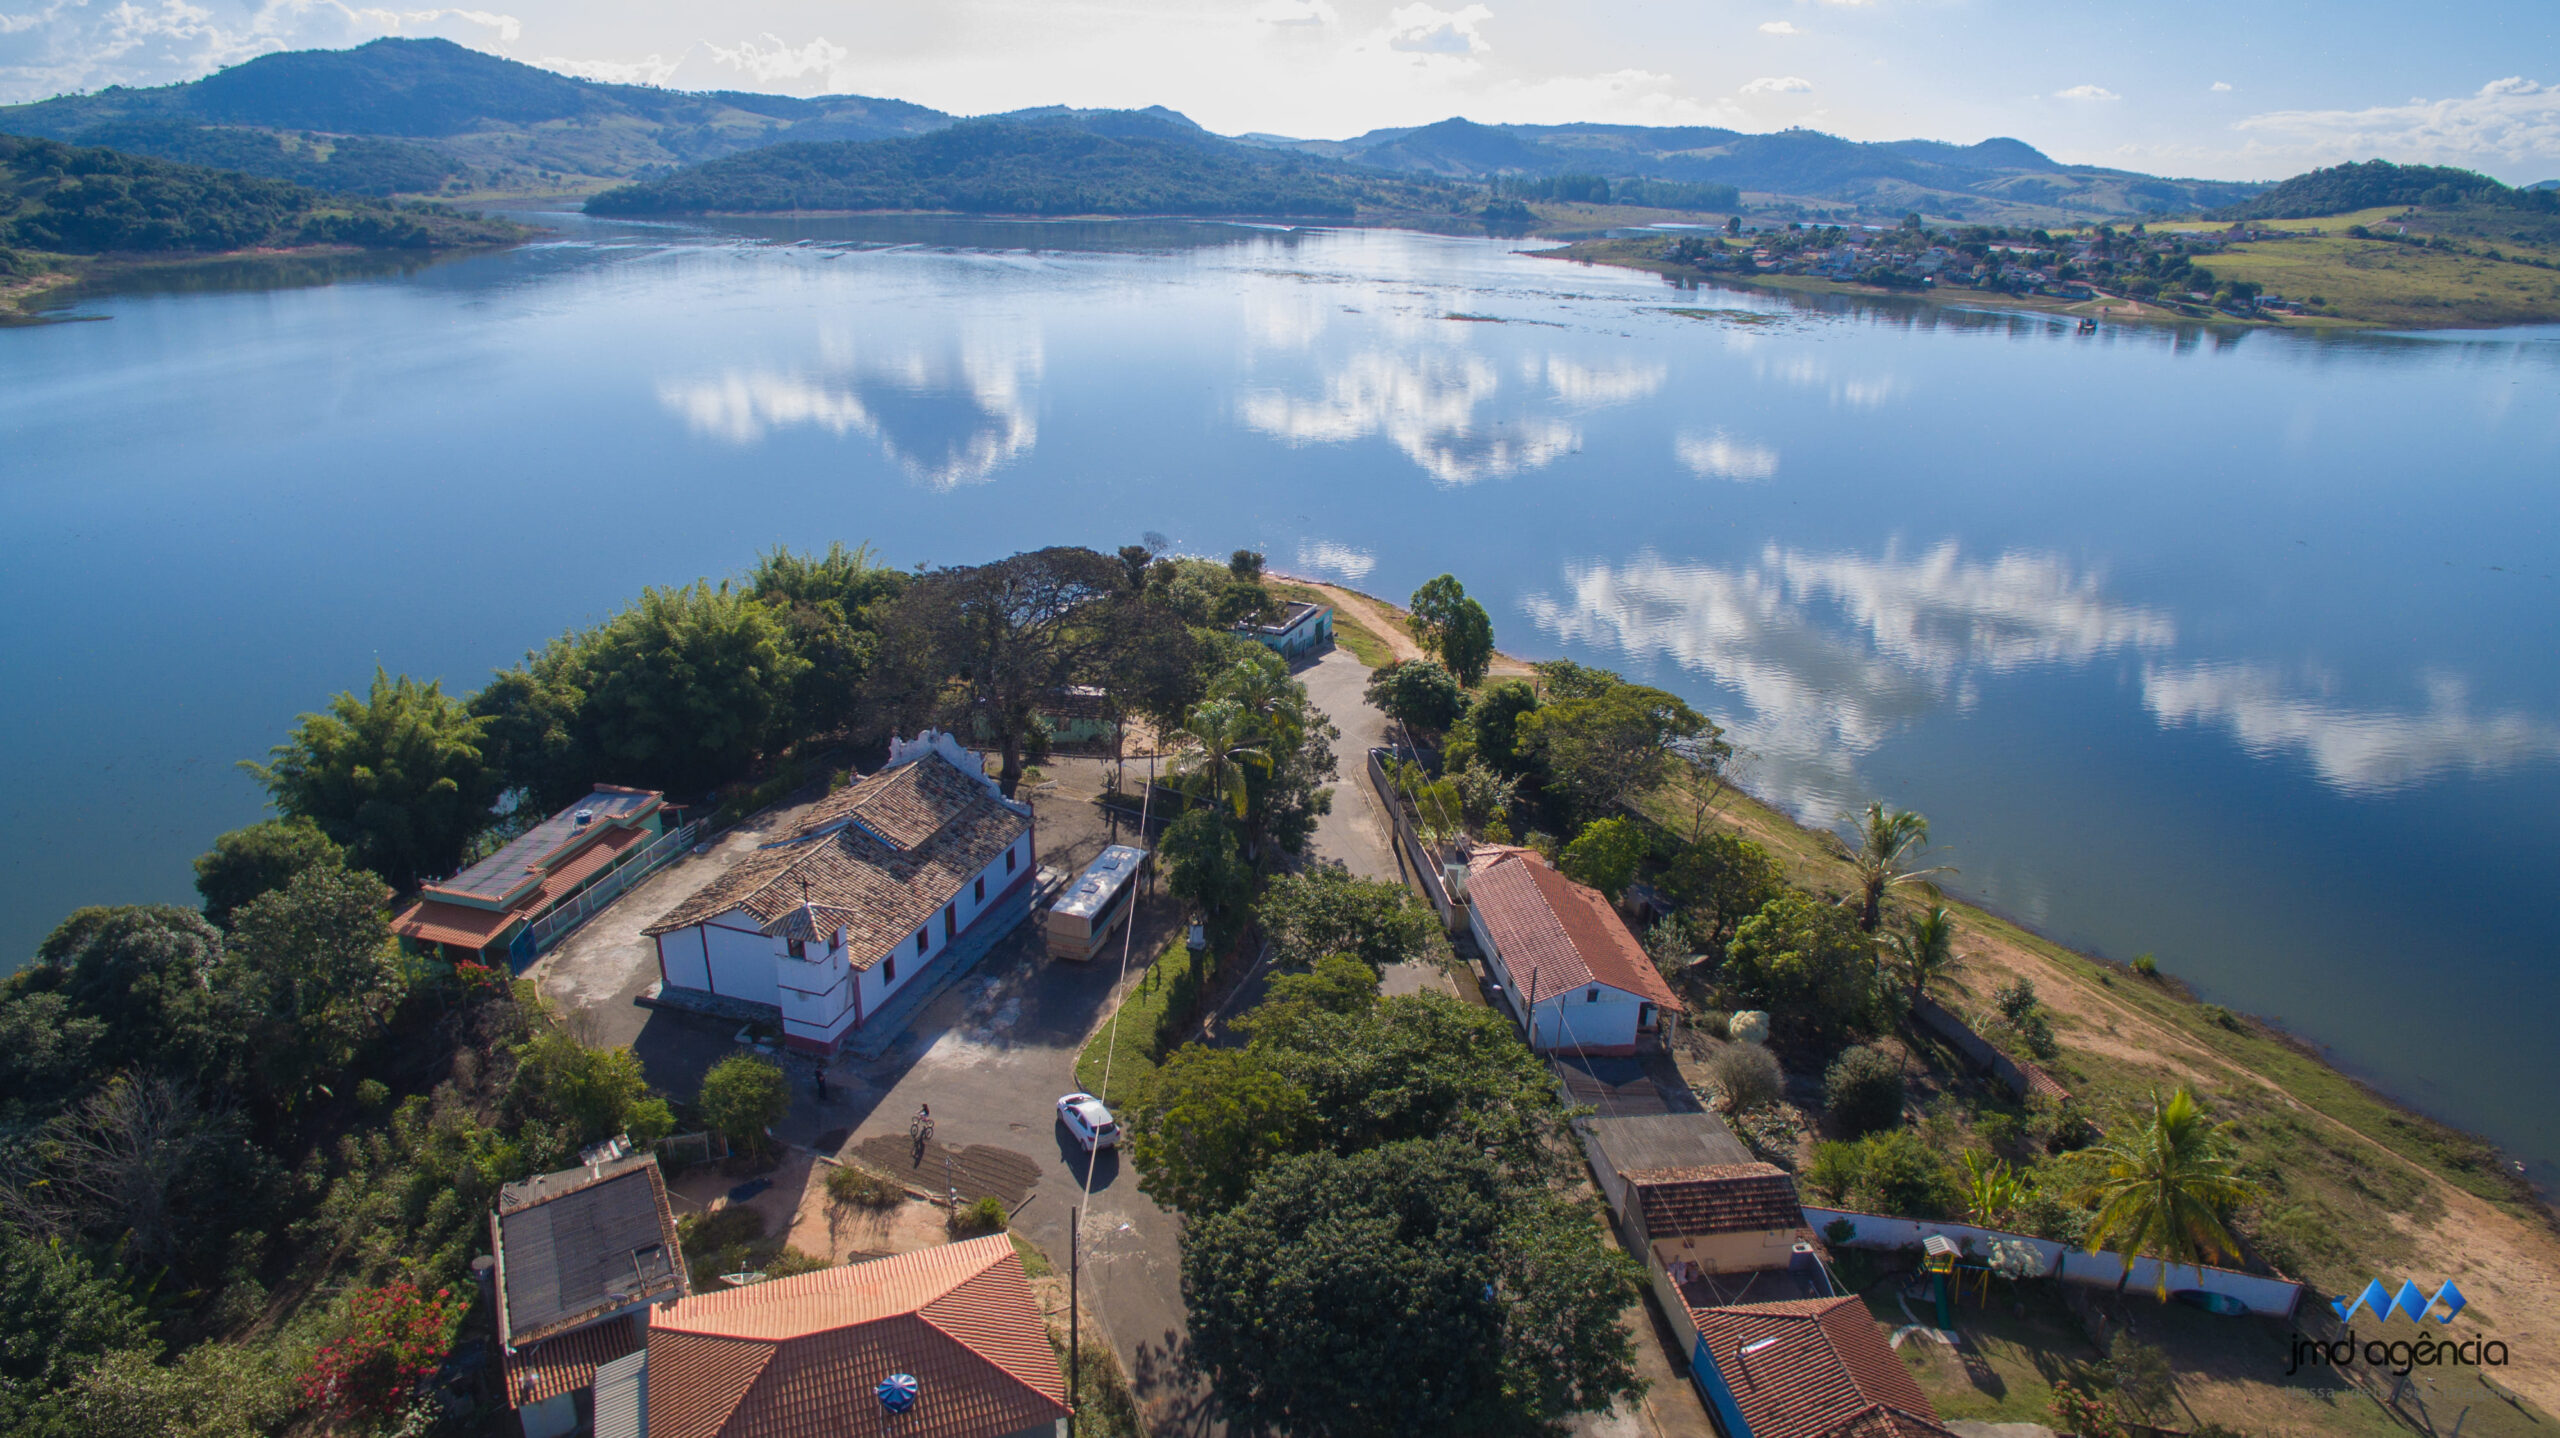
[1366,747,1462,928]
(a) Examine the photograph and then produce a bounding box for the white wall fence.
[1801,1205,2304,1318]
[526,821,699,953]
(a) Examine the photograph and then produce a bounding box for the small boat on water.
[2077,316,2099,334]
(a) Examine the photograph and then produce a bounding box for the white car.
[1055,1092,1122,1151]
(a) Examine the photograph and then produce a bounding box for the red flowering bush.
[2046,1380,2124,1438]
[302,1282,464,1421]
[453,960,508,995]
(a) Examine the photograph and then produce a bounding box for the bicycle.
[909,1107,935,1143]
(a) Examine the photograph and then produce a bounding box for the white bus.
[1044,844,1147,961]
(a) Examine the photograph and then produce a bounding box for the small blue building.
[1234,600,1333,658]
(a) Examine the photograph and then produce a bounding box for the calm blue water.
[4,215,2556,1180]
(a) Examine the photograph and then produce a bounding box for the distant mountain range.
[0,38,2266,221]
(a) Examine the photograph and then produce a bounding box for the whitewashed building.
[642,732,1035,1054]
[1466,845,1683,1056]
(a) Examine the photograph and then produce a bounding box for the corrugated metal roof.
[1051,845,1145,921]
[495,1156,688,1348]
[424,786,661,905]
[594,1348,648,1438]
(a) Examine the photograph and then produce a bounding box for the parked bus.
[1045,844,1147,961]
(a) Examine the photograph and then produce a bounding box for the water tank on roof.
[877,1373,919,1414]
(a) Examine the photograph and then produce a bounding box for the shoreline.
[0,236,533,325]
[1286,574,2553,1215]
[1532,233,2559,332]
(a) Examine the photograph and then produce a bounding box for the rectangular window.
[1587,987,1599,1003]
[975,876,986,902]
[1005,845,1018,873]
[787,940,806,959]
[884,954,896,983]
[916,929,928,956]
[944,903,957,939]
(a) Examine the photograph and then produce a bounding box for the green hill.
[0,39,956,193]
[584,114,1464,219]
[2211,159,2559,220]
[0,133,520,255]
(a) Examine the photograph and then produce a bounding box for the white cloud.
[2235,76,2560,173]
[701,33,847,84]
[1677,429,1779,481]
[0,0,519,101]
[2210,80,2233,93]
[1759,20,1800,35]
[1742,74,1813,95]
[1254,0,1338,28]
[2143,664,2560,796]
[1382,2,1490,56]
[536,50,682,85]
[2056,84,2119,101]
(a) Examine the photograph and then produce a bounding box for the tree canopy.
[1255,866,1440,973]
[1721,889,1883,1039]
[1365,658,1467,735]
[244,667,498,890]
[885,545,1121,798]
[1518,667,1713,820]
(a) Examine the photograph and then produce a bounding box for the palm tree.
[2072,1086,2260,1299]
[1170,699,1269,819]
[1844,802,1949,932]
[1878,905,1959,1004]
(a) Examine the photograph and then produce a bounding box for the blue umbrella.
[877,1373,920,1414]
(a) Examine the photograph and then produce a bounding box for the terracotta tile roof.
[396,817,649,945]
[1466,846,1682,1012]
[494,1155,689,1349]
[1628,1162,1804,1238]
[506,1312,645,1407]
[645,1235,1070,1438]
[1691,1295,1951,1438]
[393,898,520,950]
[642,753,1029,973]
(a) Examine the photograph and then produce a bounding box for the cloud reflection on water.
[1239,348,1579,484]
[1522,543,2178,809]
[2143,665,2560,795]
[656,332,1042,488]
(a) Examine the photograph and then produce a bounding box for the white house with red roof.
[642,732,1035,1055]
[1464,845,1683,1056]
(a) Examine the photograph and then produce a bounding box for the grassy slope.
[1072,933,1198,1100]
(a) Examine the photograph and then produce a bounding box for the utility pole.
[1068,1205,1080,1437]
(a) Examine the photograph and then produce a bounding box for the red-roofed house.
[1464,845,1682,1055]
[394,785,670,967]
[629,1233,1071,1438]
[1686,1296,1952,1438]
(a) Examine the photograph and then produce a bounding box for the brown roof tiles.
[1629,1162,1804,1238]
[1467,846,1682,1012]
[645,1235,1069,1438]
[642,753,1029,973]
[1691,1295,1951,1438]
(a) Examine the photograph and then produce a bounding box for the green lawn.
[1072,932,1200,1101]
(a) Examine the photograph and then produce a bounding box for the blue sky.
[4,0,2555,182]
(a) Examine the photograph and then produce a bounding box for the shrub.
[2109,1335,2175,1421]
[950,1195,1009,1236]
[764,1247,834,1279]
[1822,1218,1857,1247]
[1823,1046,1906,1136]
[1993,978,2038,1022]
[1856,1130,1956,1217]
[1804,1141,1865,1202]
[681,1205,767,1255]
[2130,952,2159,978]
[2048,1381,2124,1438]
[1708,1043,1784,1114]
[2202,1004,2244,1032]
[698,1054,790,1157]
[1725,892,1883,1039]
[824,1163,904,1211]
[301,1282,466,1422]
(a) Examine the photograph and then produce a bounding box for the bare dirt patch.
[851,1133,1044,1209]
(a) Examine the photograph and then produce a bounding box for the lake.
[4,214,2556,1182]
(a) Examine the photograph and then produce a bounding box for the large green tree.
[1364,659,1467,736]
[1658,833,1783,956]
[0,1230,156,1433]
[1254,866,1439,973]
[1251,992,1573,1179]
[885,546,1121,798]
[1519,674,1714,821]
[245,667,498,889]
[746,541,908,742]
[1126,1047,1314,1216]
[565,581,811,799]
[1452,677,1540,776]
[1721,890,1883,1039]
[2073,1087,2260,1299]
[223,862,403,1114]
[698,1054,791,1159]
[1558,816,1648,902]
[1181,1138,1641,1437]
[1158,808,1254,935]
[191,818,345,928]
